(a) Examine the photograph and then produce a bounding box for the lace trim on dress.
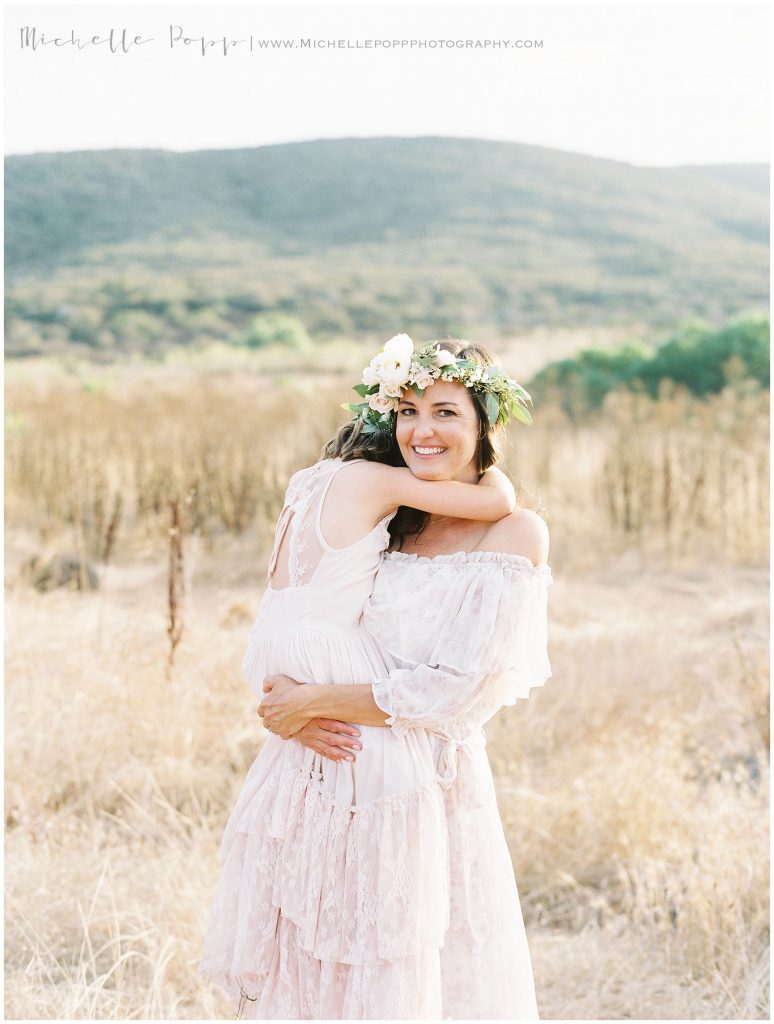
[385,548,553,581]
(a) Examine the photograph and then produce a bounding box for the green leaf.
[412,384,425,398]
[484,392,500,426]
[341,402,367,414]
[352,383,370,397]
[511,403,533,425]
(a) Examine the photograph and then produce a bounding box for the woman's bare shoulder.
[480,508,550,567]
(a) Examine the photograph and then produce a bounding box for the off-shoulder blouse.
[362,549,553,738]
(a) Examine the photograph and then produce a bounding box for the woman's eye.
[398,408,416,416]
[437,409,456,417]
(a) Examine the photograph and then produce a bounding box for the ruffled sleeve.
[362,551,553,738]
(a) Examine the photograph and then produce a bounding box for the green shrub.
[534,317,769,413]
[237,312,310,350]
[639,318,769,397]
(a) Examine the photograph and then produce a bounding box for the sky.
[4,1,770,166]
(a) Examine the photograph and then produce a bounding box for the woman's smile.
[412,445,447,458]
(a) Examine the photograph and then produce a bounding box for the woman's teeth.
[413,446,446,455]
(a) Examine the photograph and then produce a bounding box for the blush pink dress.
[199,456,554,1020]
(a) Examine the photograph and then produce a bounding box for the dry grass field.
[4,333,770,1019]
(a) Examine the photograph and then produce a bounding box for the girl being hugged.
[199,333,538,1021]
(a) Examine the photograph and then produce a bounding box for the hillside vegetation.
[5,138,769,358]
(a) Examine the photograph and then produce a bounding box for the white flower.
[382,380,404,398]
[383,334,414,363]
[361,335,413,391]
[362,358,382,386]
[410,363,440,382]
[368,391,398,414]
[435,349,457,367]
[380,363,410,389]
[413,371,435,391]
[369,333,411,388]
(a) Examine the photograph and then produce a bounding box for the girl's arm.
[349,461,516,522]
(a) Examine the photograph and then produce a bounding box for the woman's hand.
[293,719,362,763]
[258,674,316,739]
[260,677,364,759]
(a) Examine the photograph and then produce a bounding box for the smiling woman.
[384,337,527,552]
[398,380,481,474]
[199,335,551,1020]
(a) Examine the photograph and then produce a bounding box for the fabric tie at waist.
[428,727,489,806]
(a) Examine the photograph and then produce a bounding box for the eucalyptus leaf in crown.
[342,333,533,434]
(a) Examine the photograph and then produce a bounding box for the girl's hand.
[293,719,362,763]
[258,674,315,739]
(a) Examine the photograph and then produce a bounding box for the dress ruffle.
[242,622,390,699]
[234,915,444,1020]
[199,739,450,1009]
[365,554,553,730]
[383,547,553,578]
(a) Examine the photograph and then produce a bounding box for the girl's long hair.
[320,417,404,466]
[320,339,508,549]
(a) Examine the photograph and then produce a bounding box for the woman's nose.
[413,418,436,438]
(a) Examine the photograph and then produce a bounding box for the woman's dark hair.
[320,338,508,549]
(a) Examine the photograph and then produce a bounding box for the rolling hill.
[4,137,769,357]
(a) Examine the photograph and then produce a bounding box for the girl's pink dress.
[199,457,554,1020]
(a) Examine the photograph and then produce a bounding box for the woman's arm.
[305,684,388,725]
[258,675,387,738]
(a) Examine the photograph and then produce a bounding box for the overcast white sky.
[4,1,770,166]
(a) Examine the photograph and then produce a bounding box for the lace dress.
[199,455,554,1020]
[362,549,554,1020]
[199,458,450,1019]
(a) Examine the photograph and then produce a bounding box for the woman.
[198,335,532,1019]
[259,339,553,1020]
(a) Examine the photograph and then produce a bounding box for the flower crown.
[342,333,533,435]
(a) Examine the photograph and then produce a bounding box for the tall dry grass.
[4,367,769,571]
[4,359,769,1019]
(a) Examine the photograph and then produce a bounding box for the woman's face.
[395,379,481,483]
